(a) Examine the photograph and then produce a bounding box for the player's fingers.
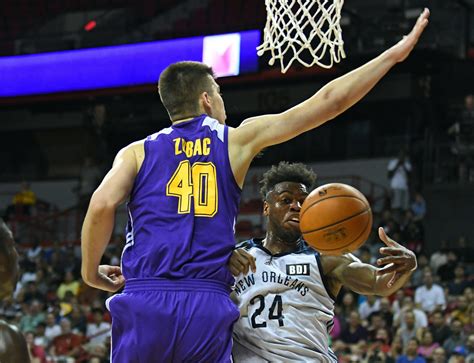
[379,247,403,256]
[235,252,254,274]
[377,256,408,266]
[378,227,396,247]
[229,259,245,275]
[113,275,125,286]
[240,251,257,273]
[229,265,240,276]
[233,257,249,275]
[108,266,122,275]
[376,263,405,275]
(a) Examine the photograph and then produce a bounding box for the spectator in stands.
[56,270,80,301]
[417,329,439,360]
[430,310,452,345]
[49,318,85,362]
[415,270,446,313]
[378,210,400,236]
[387,149,412,213]
[11,181,37,216]
[340,310,368,344]
[411,254,429,287]
[24,330,47,363]
[443,319,466,356]
[19,300,45,333]
[438,250,460,282]
[359,295,381,321]
[451,295,471,326]
[44,312,61,342]
[397,311,421,347]
[430,242,449,275]
[26,240,42,261]
[450,346,468,363]
[448,94,474,182]
[431,347,447,363]
[369,327,392,354]
[339,291,358,329]
[368,312,388,342]
[396,338,426,363]
[69,304,88,335]
[411,192,426,222]
[392,289,406,316]
[22,281,45,304]
[86,308,111,348]
[449,265,472,296]
[394,296,428,330]
[466,334,474,362]
[391,334,404,360]
[33,322,47,348]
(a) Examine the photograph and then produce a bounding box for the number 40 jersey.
[232,238,337,363]
[122,115,241,285]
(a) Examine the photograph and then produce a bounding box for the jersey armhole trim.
[225,126,243,192]
[315,253,337,302]
[130,139,150,199]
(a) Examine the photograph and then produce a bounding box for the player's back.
[122,114,240,285]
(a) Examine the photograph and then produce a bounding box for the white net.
[257,0,346,73]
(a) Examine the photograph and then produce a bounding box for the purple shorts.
[106,278,239,363]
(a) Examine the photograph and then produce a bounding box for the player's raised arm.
[81,141,143,292]
[327,228,417,296]
[232,9,430,156]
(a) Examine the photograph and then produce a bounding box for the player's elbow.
[88,191,118,214]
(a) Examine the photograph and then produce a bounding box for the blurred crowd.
[0,240,120,363]
[0,159,472,363]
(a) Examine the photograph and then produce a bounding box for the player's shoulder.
[235,238,262,250]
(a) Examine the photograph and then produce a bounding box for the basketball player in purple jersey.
[0,219,30,363]
[81,9,429,362]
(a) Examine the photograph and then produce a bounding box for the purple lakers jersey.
[122,115,241,285]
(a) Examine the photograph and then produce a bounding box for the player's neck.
[172,116,198,125]
[262,233,300,255]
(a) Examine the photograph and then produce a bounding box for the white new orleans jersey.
[232,238,337,363]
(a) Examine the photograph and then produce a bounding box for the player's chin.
[282,224,302,241]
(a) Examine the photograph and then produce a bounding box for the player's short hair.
[158,61,215,120]
[260,162,317,200]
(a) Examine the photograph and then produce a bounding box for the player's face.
[265,182,309,243]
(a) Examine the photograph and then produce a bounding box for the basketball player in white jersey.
[229,162,417,362]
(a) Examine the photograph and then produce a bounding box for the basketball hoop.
[258,0,346,73]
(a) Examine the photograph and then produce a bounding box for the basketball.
[300,183,372,255]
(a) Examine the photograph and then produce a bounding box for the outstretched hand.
[229,248,257,276]
[390,8,430,63]
[376,227,417,288]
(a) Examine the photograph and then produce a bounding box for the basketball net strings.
[258,0,346,73]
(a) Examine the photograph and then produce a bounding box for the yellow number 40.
[166,161,218,217]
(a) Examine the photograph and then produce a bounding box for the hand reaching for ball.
[376,227,417,287]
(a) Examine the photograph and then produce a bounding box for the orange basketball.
[300,183,372,255]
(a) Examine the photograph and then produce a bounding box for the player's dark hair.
[260,162,317,199]
[158,61,215,120]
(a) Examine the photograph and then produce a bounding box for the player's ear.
[263,201,269,216]
[201,92,212,110]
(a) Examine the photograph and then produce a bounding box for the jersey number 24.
[166,160,218,217]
